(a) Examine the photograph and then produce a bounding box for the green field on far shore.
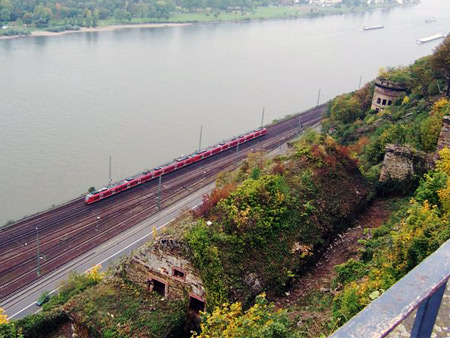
[0,3,395,37]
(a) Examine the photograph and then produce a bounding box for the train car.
[85,127,267,204]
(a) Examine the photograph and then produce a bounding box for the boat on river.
[417,33,445,44]
[362,25,384,31]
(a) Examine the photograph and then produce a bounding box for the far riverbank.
[0,23,191,40]
[0,3,414,40]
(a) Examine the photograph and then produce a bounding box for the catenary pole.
[109,155,112,186]
[261,107,265,128]
[157,175,162,209]
[36,227,40,277]
[198,125,203,152]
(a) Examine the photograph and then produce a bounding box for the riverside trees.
[430,34,450,97]
[2,0,255,27]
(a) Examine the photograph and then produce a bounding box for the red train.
[85,127,268,204]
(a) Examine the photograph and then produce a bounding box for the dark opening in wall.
[382,99,387,105]
[189,296,205,312]
[388,100,392,105]
[153,279,167,296]
[173,268,185,280]
[377,97,381,104]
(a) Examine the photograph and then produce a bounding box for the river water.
[0,0,449,225]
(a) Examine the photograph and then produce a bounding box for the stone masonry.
[379,144,430,182]
[126,235,206,308]
[371,79,407,112]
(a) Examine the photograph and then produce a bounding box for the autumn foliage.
[186,132,368,309]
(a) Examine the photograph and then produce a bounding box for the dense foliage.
[0,267,106,338]
[323,40,450,196]
[319,36,450,332]
[0,310,68,338]
[193,293,295,338]
[0,308,7,325]
[185,133,368,310]
[332,149,450,322]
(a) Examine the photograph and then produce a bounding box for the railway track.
[0,104,324,301]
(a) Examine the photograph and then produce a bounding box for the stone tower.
[371,80,407,112]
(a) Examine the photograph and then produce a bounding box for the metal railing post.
[411,280,447,338]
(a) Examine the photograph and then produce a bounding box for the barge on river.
[362,25,384,31]
[417,33,445,44]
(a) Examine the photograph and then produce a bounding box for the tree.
[22,11,32,24]
[0,0,11,23]
[193,293,294,338]
[114,8,131,22]
[92,9,98,27]
[155,0,174,19]
[83,9,93,26]
[0,8,10,22]
[32,5,53,27]
[330,94,363,124]
[0,307,8,324]
[131,1,149,18]
[430,34,450,97]
[436,148,450,213]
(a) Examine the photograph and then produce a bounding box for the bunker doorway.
[189,296,205,312]
[153,279,167,296]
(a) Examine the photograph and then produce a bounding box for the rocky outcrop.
[438,116,450,150]
[379,145,431,182]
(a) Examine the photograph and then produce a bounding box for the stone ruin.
[126,235,207,312]
[379,144,430,182]
[438,116,450,150]
[380,116,450,182]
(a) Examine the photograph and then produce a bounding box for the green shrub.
[415,171,448,208]
[9,310,68,338]
[333,259,368,286]
[43,271,101,311]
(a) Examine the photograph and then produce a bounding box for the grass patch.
[288,289,338,338]
[66,276,187,337]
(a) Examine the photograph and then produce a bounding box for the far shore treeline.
[0,0,416,36]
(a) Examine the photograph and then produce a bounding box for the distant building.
[371,79,406,112]
[309,0,342,4]
[364,0,404,4]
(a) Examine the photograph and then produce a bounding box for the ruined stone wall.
[379,144,430,182]
[126,238,206,302]
[438,116,450,150]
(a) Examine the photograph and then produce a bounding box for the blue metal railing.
[330,238,450,338]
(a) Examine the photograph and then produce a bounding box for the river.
[0,0,449,225]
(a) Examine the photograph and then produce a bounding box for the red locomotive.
[85,128,267,204]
